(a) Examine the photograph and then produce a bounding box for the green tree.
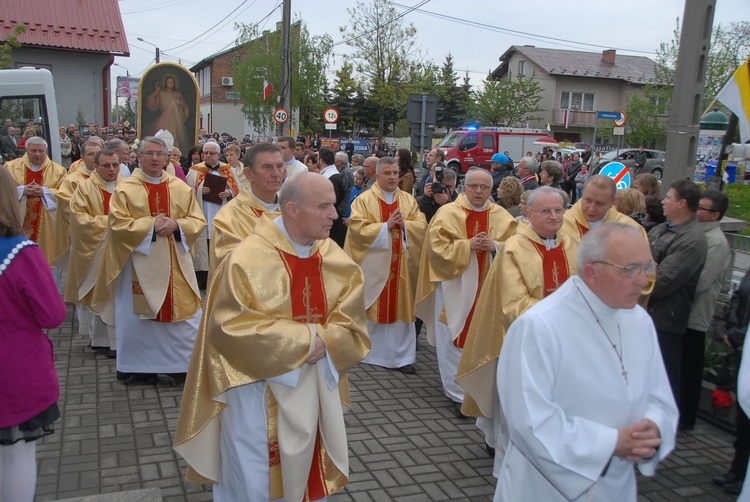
[624,90,668,148]
[232,21,332,135]
[472,72,544,127]
[339,0,423,137]
[0,23,26,70]
[435,53,466,130]
[330,61,358,135]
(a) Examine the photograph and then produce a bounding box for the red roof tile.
[0,0,129,55]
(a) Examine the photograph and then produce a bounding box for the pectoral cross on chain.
[621,363,628,384]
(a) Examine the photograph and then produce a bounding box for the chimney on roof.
[602,49,616,66]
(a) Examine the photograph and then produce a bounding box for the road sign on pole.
[600,161,631,189]
[325,123,337,130]
[273,108,289,124]
[614,110,627,127]
[323,107,339,123]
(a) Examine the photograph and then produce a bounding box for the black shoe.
[396,364,416,374]
[723,480,744,495]
[452,401,468,419]
[168,373,187,385]
[103,349,117,359]
[116,371,133,381]
[125,373,158,385]
[714,471,742,486]
[485,443,496,458]
[91,345,108,353]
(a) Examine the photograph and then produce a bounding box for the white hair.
[526,186,564,208]
[25,136,48,149]
[577,223,644,271]
[335,151,349,164]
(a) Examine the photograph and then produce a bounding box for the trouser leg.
[657,329,683,403]
[679,328,706,428]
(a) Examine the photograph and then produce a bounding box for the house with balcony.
[491,45,658,146]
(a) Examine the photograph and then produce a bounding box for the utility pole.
[278,0,291,136]
[661,0,716,192]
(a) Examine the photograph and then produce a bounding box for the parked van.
[0,68,60,163]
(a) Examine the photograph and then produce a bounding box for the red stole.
[274,249,330,501]
[249,206,264,218]
[455,208,490,348]
[376,197,402,324]
[531,240,570,297]
[98,188,113,215]
[575,221,589,238]
[135,179,175,323]
[195,167,239,197]
[22,168,44,242]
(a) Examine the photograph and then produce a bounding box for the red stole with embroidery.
[377,197,402,324]
[22,168,44,242]
[134,179,175,322]
[531,240,570,297]
[455,208,490,348]
[275,249,330,501]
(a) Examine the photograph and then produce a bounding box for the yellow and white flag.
[716,57,750,143]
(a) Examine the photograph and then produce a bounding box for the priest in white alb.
[494,223,678,501]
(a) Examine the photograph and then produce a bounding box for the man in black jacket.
[647,180,707,410]
[417,165,457,223]
[317,148,347,247]
[633,145,647,175]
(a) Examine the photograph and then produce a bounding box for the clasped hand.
[615,418,662,462]
[154,213,178,236]
[24,182,44,197]
[387,208,404,230]
[469,232,494,252]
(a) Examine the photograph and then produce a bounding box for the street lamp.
[137,37,160,63]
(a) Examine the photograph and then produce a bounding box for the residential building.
[491,45,657,145]
[0,0,129,126]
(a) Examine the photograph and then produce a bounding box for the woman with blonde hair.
[0,168,66,502]
[615,188,648,227]
[497,176,524,218]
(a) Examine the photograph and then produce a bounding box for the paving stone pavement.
[34,303,740,501]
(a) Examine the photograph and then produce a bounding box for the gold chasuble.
[67,172,121,305]
[189,162,240,197]
[52,163,92,269]
[561,201,647,243]
[95,170,206,322]
[208,187,279,281]
[4,154,66,266]
[456,223,578,418]
[560,202,653,300]
[344,183,427,323]
[174,215,370,501]
[415,195,516,349]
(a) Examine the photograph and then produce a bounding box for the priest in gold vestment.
[97,137,207,384]
[208,143,283,281]
[3,137,66,268]
[344,156,427,374]
[456,187,578,465]
[561,175,648,243]
[174,173,370,501]
[68,149,123,356]
[415,169,516,414]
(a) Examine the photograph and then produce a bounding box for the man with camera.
[417,162,457,223]
[414,149,446,198]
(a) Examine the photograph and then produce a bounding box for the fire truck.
[437,126,547,174]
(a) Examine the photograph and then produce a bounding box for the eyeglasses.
[528,208,564,217]
[465,183,491,191]
[697,205,717,212]
[594,261,656,278]
[204,151,220,156]
[140,151,166,157]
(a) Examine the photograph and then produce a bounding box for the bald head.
[280,172,338,245]
[583,175,617,200]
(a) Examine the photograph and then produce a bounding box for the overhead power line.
[332,0,432,48]
[164,0,255,53]
[389,2,656,55]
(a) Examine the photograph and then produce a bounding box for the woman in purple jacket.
[0,167,66,501]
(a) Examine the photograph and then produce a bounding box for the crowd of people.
[3,123,750,502]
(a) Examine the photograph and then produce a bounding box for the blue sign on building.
[597,111,622,120]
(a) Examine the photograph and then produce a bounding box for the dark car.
[592,148,666,180]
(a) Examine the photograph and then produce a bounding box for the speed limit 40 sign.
[324,107,339,123]
[273,108,289,124]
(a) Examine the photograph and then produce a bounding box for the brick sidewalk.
[35,303,738,501]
